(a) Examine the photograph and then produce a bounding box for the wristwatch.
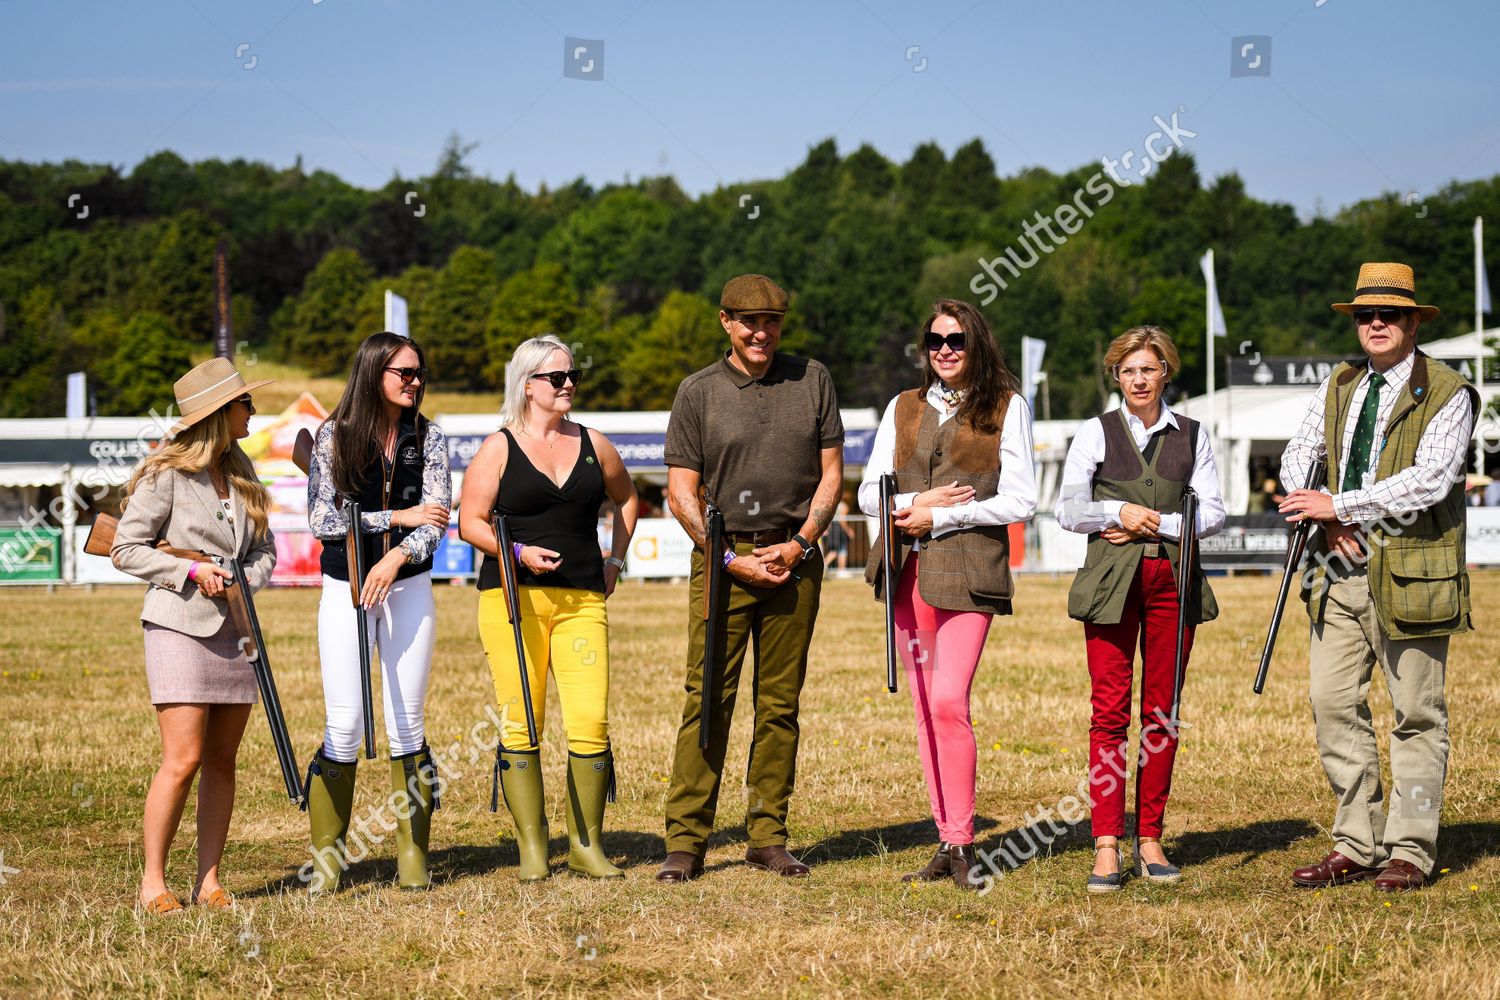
[791,533,815,563]
[604,556,626,572]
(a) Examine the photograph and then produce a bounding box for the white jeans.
[317,571,436,760]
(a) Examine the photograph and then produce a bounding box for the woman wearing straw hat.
[1056,326,1225,892]
[458,335,638,881]
[111,358,277,915]
[302,332,451,892]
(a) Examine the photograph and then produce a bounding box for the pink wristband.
[187,561,200,581]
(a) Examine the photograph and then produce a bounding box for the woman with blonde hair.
[1057,326,1225,891]
[459,335,639,881]
[111,358,277,914]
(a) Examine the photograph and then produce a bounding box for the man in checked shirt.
[1278,262,1479,893]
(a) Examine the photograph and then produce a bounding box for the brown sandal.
[142,892,184,916]
[192,887,235,910]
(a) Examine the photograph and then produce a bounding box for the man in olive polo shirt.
[656,273,844,882]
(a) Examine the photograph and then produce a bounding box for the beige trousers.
[1308,567,1449,874]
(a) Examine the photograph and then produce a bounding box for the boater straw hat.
[168,357,274,436]
[1332,262,1440,320]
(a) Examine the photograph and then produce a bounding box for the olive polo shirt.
[664,351,844,533]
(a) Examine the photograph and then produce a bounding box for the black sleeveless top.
[476,426,608,593]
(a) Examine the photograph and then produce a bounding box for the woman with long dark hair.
[459,335,638,881]
[859,298,1037,890]
[112,358,276,913]
[302,331,451,892]
[1057,326,1224,892]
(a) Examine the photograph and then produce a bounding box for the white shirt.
[1055,405,1226,539]
[857,386,1038,541]
[1280,351,1475,524]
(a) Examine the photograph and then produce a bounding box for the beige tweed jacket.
[110,467,276,638]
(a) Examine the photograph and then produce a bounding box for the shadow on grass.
[1171,817,1321,868]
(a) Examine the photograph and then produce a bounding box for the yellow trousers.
[478,586,610,753]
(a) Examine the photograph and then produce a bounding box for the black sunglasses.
[384,366,429,385]
[1352,307,1410,324]
[531,369,583,389]
[231,394,253,406]
[925,331,967,353]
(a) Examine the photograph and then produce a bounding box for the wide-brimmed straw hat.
[169,357,274,435]
[1332,262,1440,320]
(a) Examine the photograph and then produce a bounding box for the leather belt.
[1140,541,1166,558]
[726,528,793,546]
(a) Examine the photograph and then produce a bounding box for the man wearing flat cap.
[1279,262,1478,892]
[656,274,844,882]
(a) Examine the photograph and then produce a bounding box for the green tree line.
[2,135,1496,418]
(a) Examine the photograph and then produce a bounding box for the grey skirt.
[142,618,259,705]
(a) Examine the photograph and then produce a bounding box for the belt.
[726,528,793,546]
[1140,541,1166,559]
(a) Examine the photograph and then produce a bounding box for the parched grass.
[1,573,1498,998]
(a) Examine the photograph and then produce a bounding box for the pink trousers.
[894,553,993,844]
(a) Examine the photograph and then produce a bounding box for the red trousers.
[1084,556,1195,839]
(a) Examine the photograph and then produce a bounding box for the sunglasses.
[1352,307,1410,325]
[925,331,967,353]
[384,366,429,385]
[530,369,584,389]
[231,394,254,406]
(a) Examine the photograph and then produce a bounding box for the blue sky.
[2,0,1497,215]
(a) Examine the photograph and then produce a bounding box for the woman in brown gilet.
[859,298,1038,890]
[1057,326,1224,892]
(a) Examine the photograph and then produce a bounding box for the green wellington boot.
[495,748,550,882]
[565,748,624,879]
[391,745,440,890]
[302,747,357,894]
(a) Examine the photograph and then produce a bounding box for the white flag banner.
[1477,217,1493,315]
[1021,336,1047,412]
[66,371,86,420]
[1200,249,1228,337]
[385,290,410,338]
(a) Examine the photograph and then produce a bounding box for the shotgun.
[1169,488,1199,727]
[700,499,726,750]
[1254,457,1327,694]
[291,428,374,759]
[490,510,539,749]
[86,514,302,805]
[878,473,899,694]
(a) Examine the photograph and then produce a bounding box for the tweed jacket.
[111,467,276,638]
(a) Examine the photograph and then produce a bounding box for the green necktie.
[1341,371,1385,492]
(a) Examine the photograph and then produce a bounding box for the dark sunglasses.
[925,331,967,353]
[384,366,429,385]
[531,369,583,389]
[231,394,254,406]
[1352,307,1410,325]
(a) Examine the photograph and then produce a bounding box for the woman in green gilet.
[1056,326,1225,892]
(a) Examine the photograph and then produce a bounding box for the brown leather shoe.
[901,843,953,883]
[655,851,703,883]
[1374,859,1426,892]
[745,845,810,878]
[1291,850,1381,887]
[948,844,985,891]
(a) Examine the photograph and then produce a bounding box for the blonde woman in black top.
[459,335,639,880]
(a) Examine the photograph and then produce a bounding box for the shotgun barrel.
[700,502,726,750]
[491,511,539,748]
[1254,457,1328,694]
[345,499,376,759]
[1169,488,1199,726]
[878,474,899,694]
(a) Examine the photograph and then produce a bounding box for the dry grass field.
[2,573,1498,999]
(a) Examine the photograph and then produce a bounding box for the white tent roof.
[436,408,881,436]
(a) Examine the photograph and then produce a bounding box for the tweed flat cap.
[720,274,788,315]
